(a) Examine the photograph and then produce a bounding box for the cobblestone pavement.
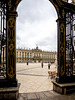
[16,63,75,100]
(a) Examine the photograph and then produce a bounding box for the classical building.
[16,46,57,63]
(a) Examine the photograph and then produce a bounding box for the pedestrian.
[27,61,28,65]
[41,62,43,68]
[48,62,51,69]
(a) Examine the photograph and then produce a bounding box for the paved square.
[16,63,54,93]
[17,63,75,100]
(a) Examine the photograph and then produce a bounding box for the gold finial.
[62,0,68,2]
[72,0,75,4]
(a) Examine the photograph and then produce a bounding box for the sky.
[16,0,58,51]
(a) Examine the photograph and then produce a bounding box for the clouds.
[17,0,57,23]
[16,0,57,51]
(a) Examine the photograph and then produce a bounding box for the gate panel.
[73,14,75,75]
[0,2,6,78]
[66,12,75,76]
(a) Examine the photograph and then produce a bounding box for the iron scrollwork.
[7,17,16,79]
[6,0,22,80]
[59,23,66,76]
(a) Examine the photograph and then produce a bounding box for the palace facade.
[16,46,57,63]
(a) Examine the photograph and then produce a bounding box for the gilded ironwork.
[49,0,59,16]
[7,0,22,12]
[59,23,66,76]
[62,9,65,18]
[8,0,12,11]
[7,16,16,79]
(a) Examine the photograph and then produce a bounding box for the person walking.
[48,62,51,69]
[27,61,28,65]
[41,62,43,68]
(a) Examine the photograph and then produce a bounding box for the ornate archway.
[0,0,75,99]
[49,0,75,83]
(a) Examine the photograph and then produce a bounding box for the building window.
[27,52,29,58]
[17,52,18,57]
[34,53,35,56]
[30,53,32,58]
[17,59,18,62]
[22,52,24,57]
[19,52,21,57]
[22,59,24,62]
[25,52,26,58]
[54,54,55,59]
[42,54,43,58]
[39,53,40,56]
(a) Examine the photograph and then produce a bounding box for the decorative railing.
[66,12,75,76]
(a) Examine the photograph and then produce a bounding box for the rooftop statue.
[62,0,75,3]
[72,0,75,3]
[62,0,75,4]
[62,0,68,2]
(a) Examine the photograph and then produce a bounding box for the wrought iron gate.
[0,2,6,78]
[0,0,75,88]
[66,12,75,76]
[73,14,75,75]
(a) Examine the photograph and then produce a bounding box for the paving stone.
[20,93,28,100]
[35,92,47,100]
[48,90,60,96]
[27,93,38,100]
[17,96,25,100]
[43,91,53,97]
[18,92,75,100]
